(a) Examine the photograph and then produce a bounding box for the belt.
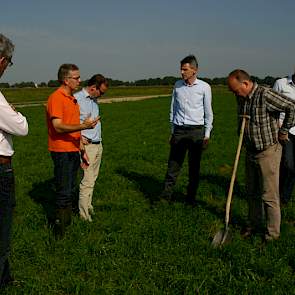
[84,137,101,145]
[0,155,12,164]
[174,124,203,130]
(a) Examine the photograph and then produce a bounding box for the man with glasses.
[75,74,108,221]
[0,33,28,289]
[46,64,99,238]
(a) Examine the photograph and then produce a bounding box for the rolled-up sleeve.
[266,89,295,133]
[0,104,28,136]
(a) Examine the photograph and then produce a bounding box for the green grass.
[1,86,172,104]
[3,86,295,294]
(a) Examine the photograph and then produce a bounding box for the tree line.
[0,75,281,88]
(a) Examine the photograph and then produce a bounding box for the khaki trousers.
[245,143,282,240]
[79,143,103,220]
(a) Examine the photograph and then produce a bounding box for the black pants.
[280,133,295,204]
[51,152,80,209]
[163,125,204,199]
[0,163,15,286]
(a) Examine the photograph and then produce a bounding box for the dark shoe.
[71,205,79,216]
[53,207,72,239]
[159,190,172,202]
[185,196,198,207]
[0,275,14,289]
[64,206,72,226]
[240,227,254,239]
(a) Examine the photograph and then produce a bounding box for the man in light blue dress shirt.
[162,55,213,205]
[75,74,109,221]
[273,72,295,205]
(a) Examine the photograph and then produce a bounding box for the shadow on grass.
[200,173,247,201]
[116,168,163,205]
[117,168,247,228]
[28,178,56,225]
[200,173,247,228]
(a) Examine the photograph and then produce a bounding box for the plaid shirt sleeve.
[264,88,295,133]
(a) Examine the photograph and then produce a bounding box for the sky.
[1,0,295,83]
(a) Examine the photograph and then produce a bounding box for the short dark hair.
[87,74,108,88]
[58,64,79,83]
[180,55,198,68]
[228,69,251,82]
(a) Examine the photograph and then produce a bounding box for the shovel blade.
[212,227,232,248]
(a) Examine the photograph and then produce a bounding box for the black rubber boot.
[53,208,69,239]
[64,206,72,226]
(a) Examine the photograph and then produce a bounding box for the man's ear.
[243,80,250,88]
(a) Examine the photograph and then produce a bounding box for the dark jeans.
[0,163,15,285]
[163,125,204,199]
[51,152,80,209]
[280,133,295,204]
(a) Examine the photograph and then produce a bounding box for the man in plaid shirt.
[228,69,295,242]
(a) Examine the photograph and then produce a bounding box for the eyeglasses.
[5,57,13,67]
[66,76,80,81]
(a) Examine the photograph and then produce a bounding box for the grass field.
[2,86,295,294]
[2,86,173,104]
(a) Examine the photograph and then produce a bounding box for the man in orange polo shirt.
[46,64,99,238]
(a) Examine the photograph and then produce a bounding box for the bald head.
[228,69,253,97]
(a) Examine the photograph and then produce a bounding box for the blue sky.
[1,0,295,83]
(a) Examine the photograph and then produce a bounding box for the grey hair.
[0,33,15,58]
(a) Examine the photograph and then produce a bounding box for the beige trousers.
[79,143,103,220]
[245,143,282,240]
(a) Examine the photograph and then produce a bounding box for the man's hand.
[80,150,90,169]
[202,137,209,150]
[81,136,89,145]
[82,116,100,130]
[278,131,289,145]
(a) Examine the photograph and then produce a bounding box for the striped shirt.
[237,83,295,151]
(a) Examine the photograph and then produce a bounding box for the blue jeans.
[51,152,80,209]
[280,133,295,204]
[0,163,15,285]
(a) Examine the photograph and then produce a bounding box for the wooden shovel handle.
[225,116,247,225]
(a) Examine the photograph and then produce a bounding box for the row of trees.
[0,75,281,88]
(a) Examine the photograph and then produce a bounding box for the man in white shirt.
[161,55,213,205]
[0,33,28,289]
[273,73,295,204]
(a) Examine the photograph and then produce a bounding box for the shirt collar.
[57,86,75,100]
[82,87,91,98]
[183,77,199,86]
[82,87,97,100]
[248,82,258,99]
[287,75,295,86]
